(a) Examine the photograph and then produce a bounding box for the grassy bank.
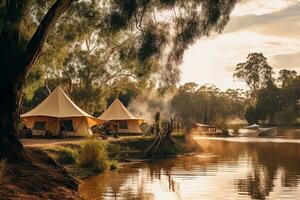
[43,133,198,178]
[0,134,198,199]
[0,148,81,200]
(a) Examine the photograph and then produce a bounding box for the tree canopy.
[233,53,274,96]
[0,0,238,161]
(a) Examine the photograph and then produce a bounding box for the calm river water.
[79,128,300,200]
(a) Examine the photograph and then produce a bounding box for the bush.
[109,160,119,170]
[58,147,78,164]
[0,159,7,184]
[107,144,122,160]
[79,140,109,172]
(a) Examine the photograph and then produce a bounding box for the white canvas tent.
[98,99,143,133]
[20,86,103,137]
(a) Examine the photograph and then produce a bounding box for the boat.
[238,124,277,138]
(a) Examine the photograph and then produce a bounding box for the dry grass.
[58,147,79,164]
[0,159,7,184]
[78,140,109,172]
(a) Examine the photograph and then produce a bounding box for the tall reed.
[78,140,109,172]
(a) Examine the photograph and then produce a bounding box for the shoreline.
[43,134,198,179]
[1,134,197,199]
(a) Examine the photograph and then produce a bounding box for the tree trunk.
[0,83,29,162]
[0,0,73,162]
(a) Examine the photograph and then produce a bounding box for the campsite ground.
[0,147,82,200]
[1,135,197,199]
[21,136,143,147]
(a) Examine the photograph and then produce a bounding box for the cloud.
[226,3,300,39]
[180,0,300,90]
[271,52,300,70]
[180,31,300,90]
[232,0,298,16]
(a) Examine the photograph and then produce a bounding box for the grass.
[0,159,7,184]
[109,160,119,170]
[78,139,110,172]
[44,134,188,178]
[58,147,79,164]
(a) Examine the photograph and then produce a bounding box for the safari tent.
[20,86,103,137]
[98,99,143,134]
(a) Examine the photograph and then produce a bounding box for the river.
[79,128,300,200]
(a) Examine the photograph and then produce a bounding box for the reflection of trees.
[80,140,300,200]
[196,140,300,199]
[233,142,300,199]
[235,166,275,200]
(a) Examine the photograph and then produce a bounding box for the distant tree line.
[170,82,247,129]
[234,53,300,125]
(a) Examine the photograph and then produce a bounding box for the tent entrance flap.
[73,117,84,135]
[60,119,75,132]
[46,118,57,130]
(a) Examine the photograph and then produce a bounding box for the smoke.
[128,89,176,122]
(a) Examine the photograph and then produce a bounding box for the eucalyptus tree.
[171,82,246,129]
[277,69,297,88]
[0,0,237,161]
[233,53,274,96]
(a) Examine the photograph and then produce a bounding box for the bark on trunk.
[0,0,73,162]
[0,83,29,162]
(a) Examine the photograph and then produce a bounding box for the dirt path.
[21,136,143,147]
[21,138,85,147]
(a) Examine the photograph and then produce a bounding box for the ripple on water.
[79,134,300,200]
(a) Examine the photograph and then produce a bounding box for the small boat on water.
[238,124,277,137]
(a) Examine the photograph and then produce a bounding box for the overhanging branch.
[16,0,74,84]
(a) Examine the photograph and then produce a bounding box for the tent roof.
[21,86,100,120]
[98,99,142,121]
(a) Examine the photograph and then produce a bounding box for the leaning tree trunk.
[0,0,73,162]
[0,84,29,161]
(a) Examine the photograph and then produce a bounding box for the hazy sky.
[180,0,300,90]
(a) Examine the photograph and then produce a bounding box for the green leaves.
[233,53,274,95]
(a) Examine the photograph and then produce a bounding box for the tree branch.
[16,0,74,85]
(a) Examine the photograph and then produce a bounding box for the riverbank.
[42,134,200,178]
[1,134,199,199]
[0,148,81,200]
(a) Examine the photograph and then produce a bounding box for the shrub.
[79,140,109,172]
[0,159,7,184]
[109,160,119,170]
[107,144,121,160]
[58,147,78,164]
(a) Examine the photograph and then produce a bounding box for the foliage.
[57,147,78,165]
[0,0,238,161]
[171,82,246,129]
[275,105,298,125]
[79,140,110,172]
[233,53,274,96]
[233,53,299,125]
[0,159,7,185]
[245,106,258,124]
[106,0,237,88]
[109,160,119,170]
[255,80,282,124]
[278,69,297,88]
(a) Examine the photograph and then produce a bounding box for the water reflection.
[79,138,300,200]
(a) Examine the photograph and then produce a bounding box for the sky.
[180,0,300,90]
